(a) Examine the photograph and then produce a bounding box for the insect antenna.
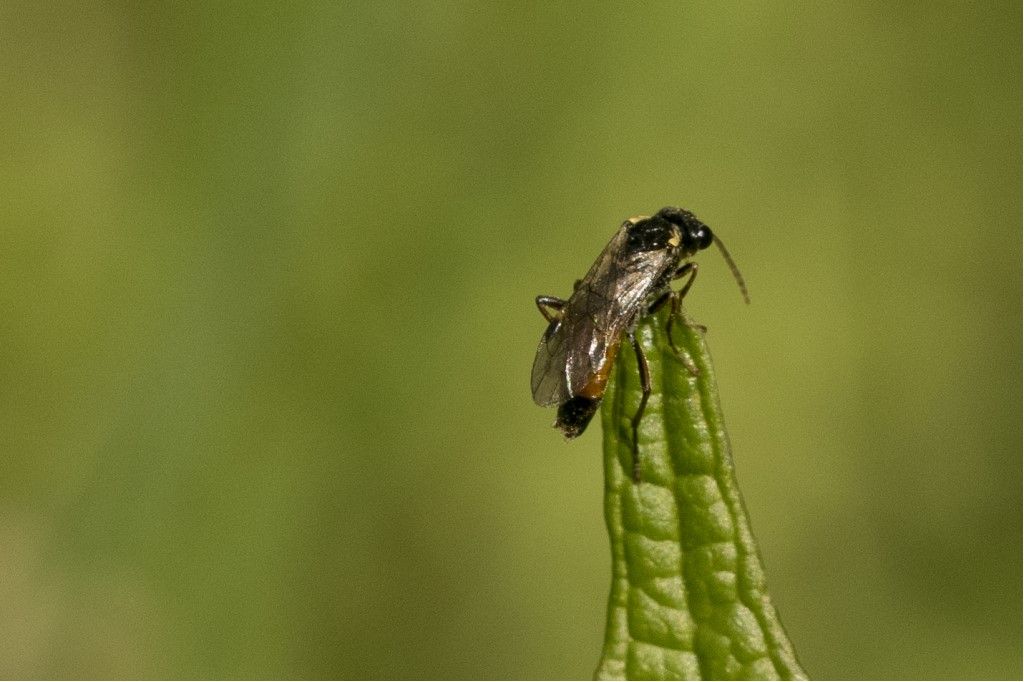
[712,235,750,304]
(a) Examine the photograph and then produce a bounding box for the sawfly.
[530,206,748,480]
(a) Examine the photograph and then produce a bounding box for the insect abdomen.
[555,396,601,438]
[555,340,619,438]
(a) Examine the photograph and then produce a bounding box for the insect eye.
[696,227,713,250]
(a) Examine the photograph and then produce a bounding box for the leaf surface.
[596,309,806,681]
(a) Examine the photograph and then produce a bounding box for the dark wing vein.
[531,225,675,406]
[531,318,572,406]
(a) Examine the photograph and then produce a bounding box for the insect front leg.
[535,296,567,323]
[673,261,699,299]
[665,263,702,376]
[629,332,651,483]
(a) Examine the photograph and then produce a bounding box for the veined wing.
[531,317,573,406]
[563,247,672,398]
[531,224,676,406]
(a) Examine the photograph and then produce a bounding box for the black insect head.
[656,206,714,251]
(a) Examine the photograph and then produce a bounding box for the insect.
[530,206,748,480]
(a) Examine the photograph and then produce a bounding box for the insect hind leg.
[535,295,567,323]
[629,332,651,482]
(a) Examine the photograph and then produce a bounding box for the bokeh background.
[0,3,1019,679]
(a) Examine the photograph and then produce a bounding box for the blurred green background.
[0,3,1019,679]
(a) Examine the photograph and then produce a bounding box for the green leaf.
[595,307,806,681]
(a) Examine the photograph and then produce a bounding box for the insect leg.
[629,332,652,483]
[667,285,707,336]
[665,263,698,345]
[647,290,672,314]
[665,268,702,375]
[672,262,699,297]
[666,292,701,376]
[670,263,707,332]
[535,296,567,323]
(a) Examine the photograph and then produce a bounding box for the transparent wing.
[531,319,573,406]
[531,224,675,406]
[561,260,664,396]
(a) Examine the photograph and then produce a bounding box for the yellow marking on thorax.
[667,224,682,247]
